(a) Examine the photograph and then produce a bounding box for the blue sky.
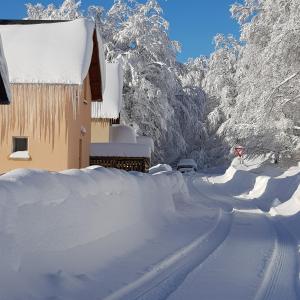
[0,0,240,62]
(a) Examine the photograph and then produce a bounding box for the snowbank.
[149,164,172,174]
[208,157,300,212]
[270,185,300,216]
[0,167,189,271]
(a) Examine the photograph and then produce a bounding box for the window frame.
[12,136,29,153]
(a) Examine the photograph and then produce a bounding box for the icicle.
[70,84,81,118]
[91,101,103,122]
[97,101,102,119]
[0,82,87,148]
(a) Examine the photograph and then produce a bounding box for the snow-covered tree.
[194,0,300,166]
[99,0,185,164]
[177,58,208,165]
[26,0,82,20]
[220,0,300,163]
[198,34,240,165]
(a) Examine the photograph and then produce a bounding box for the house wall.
[0,77,93,173]
[66,76,92,169]
[91,119,110,143]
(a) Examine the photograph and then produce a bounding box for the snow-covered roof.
[90,143,151,158]
[177,159,197,169]
[109,125,136,143]
[0,35,11,104]
[91,63,123,119]
[0,19,106,96]
[136,136,154,152]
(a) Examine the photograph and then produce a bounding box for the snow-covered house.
[90,62,154,172]
[0,19,106,173]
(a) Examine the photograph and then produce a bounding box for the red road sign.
[234,146,245,157]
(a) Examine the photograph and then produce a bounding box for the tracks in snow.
[254,217,299,300]
[103,209,233,300]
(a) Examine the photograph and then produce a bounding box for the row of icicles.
[0,84,83,146]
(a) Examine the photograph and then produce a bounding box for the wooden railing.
[90,156,150,173]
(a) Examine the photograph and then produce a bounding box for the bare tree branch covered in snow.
[26,0,82,20]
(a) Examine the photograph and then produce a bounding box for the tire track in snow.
[103,209,233,300]
[254,217,299,300]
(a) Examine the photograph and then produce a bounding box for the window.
[13,137,28,152]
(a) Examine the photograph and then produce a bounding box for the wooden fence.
[90,156,150,173]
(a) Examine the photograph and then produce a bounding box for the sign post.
[234,145,245,164]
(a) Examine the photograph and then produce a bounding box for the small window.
[13,137,28,152]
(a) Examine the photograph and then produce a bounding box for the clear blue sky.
[0,0,240,62]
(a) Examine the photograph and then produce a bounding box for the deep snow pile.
[205,157,300,243]
[208,157,300,213]
[149,164,173,174]
[0,166,190,269]
[0,166,195,299]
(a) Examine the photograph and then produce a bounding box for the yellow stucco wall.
[0,77,93,173]
[91,119,110,143]
[67,76,92,169]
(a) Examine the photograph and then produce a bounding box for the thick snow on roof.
[91,143,151,158]
[110,125,136,143]
[177,159,197,169]
[91,125,154,158]
[0,19,105,87]
[91,63,123,119]
[136,136,154,152]
[0,35,11,104]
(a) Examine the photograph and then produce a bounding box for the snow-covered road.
[168,211,298,300]
[102,161,300,300]
[103,177,299,300]
[104,209,233,300]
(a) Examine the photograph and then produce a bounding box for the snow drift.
[208,157,300,211]
[0,166,189,272]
